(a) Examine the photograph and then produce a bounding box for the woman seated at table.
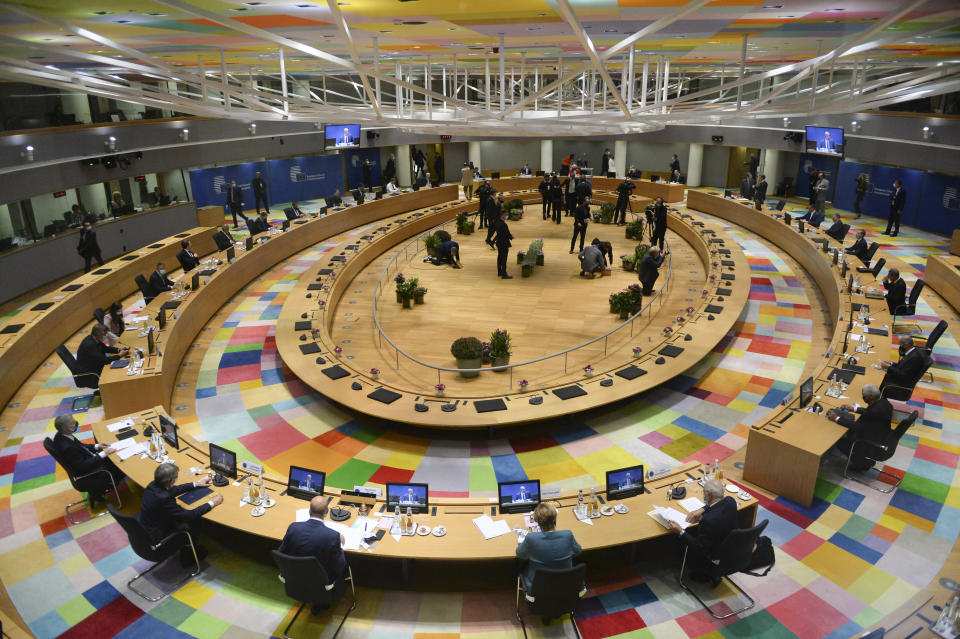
[516,502,581,589]
[103,301,124,347]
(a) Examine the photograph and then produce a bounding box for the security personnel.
[549,174,563,224]
[614,178,633,226]
[570,197,591,254]
[538,174,551,220]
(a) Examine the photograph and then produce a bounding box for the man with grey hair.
[667,478,738,584]
[140,462,223,566]
[879,335,926,392]
[827,383,893,471]
[50,414,125,502]
[638,245,667,296]
[76,323,129,385]
[278,495,348,611]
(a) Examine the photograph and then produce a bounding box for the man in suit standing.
[601,148,612,176]
[845,229,870,263]
[885,179,905,237]
[461,162,475,201]
[563,174,578,217]
[485,193,504,249]
[492,209,513,279]
[883,268,907,315]
[614,177,632,226]
[879,336,926,390]
[538,175,551,220]
[753,174,768,210]
[670,154,681,176]
[140,462,222,565]
[76,323,128,383]
[383,153,396,185]
[808,170,819,208]
[50,414,126,502]
[176,239,200,273]
[826,384,893,471]
[825,214,846,241]
[225,179,243,228]
[148,262,174,296]
[739,173,754,200]
[476,181,492,229]
[854,173,869,219]
[814,171,830,215]
[667,479,737,584]
[279,496,348,608]
[77,217,104,273]
[650,197,668,251]
[570,197,590,254]
[213,224,233,252]
[638,246,666,295]
[549,174,563,224]
[252,171,269,215]
[362,159,373,192]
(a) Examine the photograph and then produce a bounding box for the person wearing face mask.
[148,261,174,297]
[176,239,200,272]
[50,414,126,503]
[76,323,129,384]
[77,216,104,273]
[878,336,927,391]
[666,479,737,585]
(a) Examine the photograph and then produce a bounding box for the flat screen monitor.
[147,326,155,355]
[775,200,786,211]
[287,465,326,501]
[156,307,166,330]
[191,271,200,290]
[158,414,179,450]
[282,219,290,231]
[325,124,360,149]
[245,236,253,251]
[606,465,644,501]
[209,442,237,480]
[498,479,540,514]
[386,482,428,514]
[650,175,659,183]
[799,376,814,408]
[723,189,731,198]
[840,260,848,279]
[226,246,235,261]
[805,125,844,157]
[833,249,839,266]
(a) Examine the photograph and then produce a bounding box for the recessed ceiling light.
[603,29,617,33]
[824,7,845,11]
[244,1,265,4]
[115,19,131,23]
[379,29,392,32]
[92,10,112,15]
[402,20,425,24]
[230,7,250,10]
[296,3,313,6]
[145,12,167,16]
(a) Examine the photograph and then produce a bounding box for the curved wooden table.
[488,176,685,203]
[275,190,750,428]
[687,191,896,507]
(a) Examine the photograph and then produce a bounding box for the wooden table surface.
[487,176,685,203]
[93,406,758,560]
[687,191,897,506]
[925,253,960,316]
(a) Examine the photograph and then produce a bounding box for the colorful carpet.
[0,196,957,638]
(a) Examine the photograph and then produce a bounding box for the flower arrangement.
[686,306,695,315]
[632,346,642,357]
[676,315,685,324]
[610,290,634,316]
[584,365,594,376]
[435,383,446,394]
[370,368,380,379]
[318,300,325,307]
[394,273,406,285]
[709,274,716,281]
[334,345,343,355]
[627,284,644,309]
[701,289,709,297]
[311,328,320,340]
[518,379,529,390]
[712,261,719,269]
[662,326,673,337]
[489,328,511,360]
[414,286,427,304]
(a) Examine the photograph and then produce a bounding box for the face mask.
[70,422,79,434]
[158,269,166,276]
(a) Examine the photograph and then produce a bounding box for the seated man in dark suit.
[283,201,304,220]
[879,336,927,391]
[176,239,200,272]
[883,268,907,315]
[148,262,174,296]
[76,323,129,383]
[139,462,223,566]
[278,495,348,611]
[826,384,893,471]
[326,190,343,207]
[51,414,125,502]
[212,224,233,252]
[242,211,270,236]
[825,213,845,241]
[845,229,870,263]
[798,203,824,227]
[667,479,737,584]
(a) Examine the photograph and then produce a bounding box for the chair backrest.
[93,307,106,325]
[526,564,587,618]
[870,257,886,278]
[891,410,919,447]
[134,274,154,303]
[107,504,175,562]
[283,207,297,220]
[926,320,948,352]
[838,223,850,241]
[715,519,769,577]
[908,279,925,307]
[865,242,879,261]
[55,344,81,376]
[43,437,84,493]
[272,550,335,606]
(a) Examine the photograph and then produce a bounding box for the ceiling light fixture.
[248,123,257,135]
[850,120,861,132]
[91,10,112,15]
[783,117,791,127]
[179,128,189,142]
[21,145,35,162]
[922,126,933,140]
[105,136,117,152]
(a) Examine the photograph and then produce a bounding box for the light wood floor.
[330,205,708,395]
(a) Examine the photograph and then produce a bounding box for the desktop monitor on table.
[209,443,237,483]
[386,482,429,514]
[799,376,814,409]
[158,414,179,450]
[192,271,200,290]
[606,465,644,501]
[287,466,326,501]
[498,479,540,514]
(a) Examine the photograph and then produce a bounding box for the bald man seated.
[50,414,126,503]
[826,384,893,471]
[278,496,348,612]
[667,478,738,586]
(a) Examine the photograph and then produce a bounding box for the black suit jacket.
[139,480,212,542]
[740,178,754,199]
[176,249,199,272]
[278,519,347,582]
[326,195,343,207]
[670,158,681,174]
[226,186,243,207]
[76,334,120,377]
[884,278,907,315]
[846,237,868,260]
[882,348,926,389]
[52,431,104,476]
[682,496,737,559]
[252,177,267,197]
[148,271,174,296]
[572,203,590,228]
[638,252,664,285]
[213,230,233,251]
[837,398,893,445]
[77,229,100,257]
[753,180,768,203]
[492,218,513,249]
[653,204,667,234]
[826,220,844,241]
[890,188,905,214]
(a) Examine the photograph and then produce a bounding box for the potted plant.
[450,337,483,378]
[598,203,615,224]
[456,211,474,235]
[584,364,594,377]
[370,368,380,380]
[632,346,642,358]
[527,239,544,266]
[506,199,524,220]
[398,278,418,308]
[609,293,618,314]
[627,283,644,313]
[626,219,644,240]
[414,286,427,305]
[517,250,526,264]
[436,382,446,396]
[394,273,406,303]
[489,328,511,371]
[518,379,529,391]
[611,290,633,320]
[536,250,544,266]
[424,234,441,257]
[521,263,533,277]
[621,254,636,271]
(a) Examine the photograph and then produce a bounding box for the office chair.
[283,207,298,221]
[870,258,886,279]
[843,410,918,492]
[861,242,879,267]
[915,319,947,383]
[272,551,357,639]
[837,223,850,242]
[55,344,101,410]
[892,279,924,332]
[135,274,155,305]
[93,307,106,325]
[108,505,202,601]
[880,349,933,402]
[44,438,122,525]
[515,564,586,639]
[679,519,771,619]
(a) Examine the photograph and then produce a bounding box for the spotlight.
[922,126,933,140]
[248,123,257,135]
[850,120,861,132]
[783,117,791,127]
[179,128,189,142]
[105,136,117,152]
[21,145,35,162]
[313,121,321,129]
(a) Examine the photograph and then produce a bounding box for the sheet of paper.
[295,508,309,523]
[110,437,139,450]
[377,515,395,530]
[651,505,691,530]
[472,515,511,540]
[574,512,594,526]
[324,521,364,551]
[116,442,146,460]
[106,418,134,433]
[678,497,705,513]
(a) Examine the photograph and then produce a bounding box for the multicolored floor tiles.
[0,196,957,639]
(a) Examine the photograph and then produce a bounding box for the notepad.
[677,497,705,513]
[472,515,511,540]
[648,506,691,530]
[107,418,135,433]
[178,486,213,505]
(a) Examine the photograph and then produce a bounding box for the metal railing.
[369,207,680,392]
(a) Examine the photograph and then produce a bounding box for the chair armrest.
[73,465,112,482]
[73,371,100,382]
[892,303,914,317]
[151,528,192,552]
[881,383,913,399]
[848,438,890,461]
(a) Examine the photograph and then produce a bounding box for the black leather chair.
[515,564,586,639]
[135,274,155,305]
[916,319,947,383]
[283,207,298,221]
[108,504,202,601]
[93,307,106,325]
[679,519,771,619]
[837,223,850,242]
[881,349,933,402]
[55,345,99,390]
[861,242,879,267]
[893,279,925,329]
[870,257,886,279]
[44,437,123,524]
[844,410,918,492]
[272,551,356,639]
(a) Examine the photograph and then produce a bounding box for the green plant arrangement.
[627,283,644,313]
[424,233,441,257]
[398,276,419,308]
[599,203,615,224]
[634,243,650,264]
[450,337,483,378]
[489,328,511,370]
[626,219,644,240]
[621,254,636,271]
[456,211,474,235]
[610,290,634,320]
[505,199,525,220]
[394,273,406,303]
[413,286,427,304]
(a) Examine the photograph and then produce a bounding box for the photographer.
[614,177,634,226]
